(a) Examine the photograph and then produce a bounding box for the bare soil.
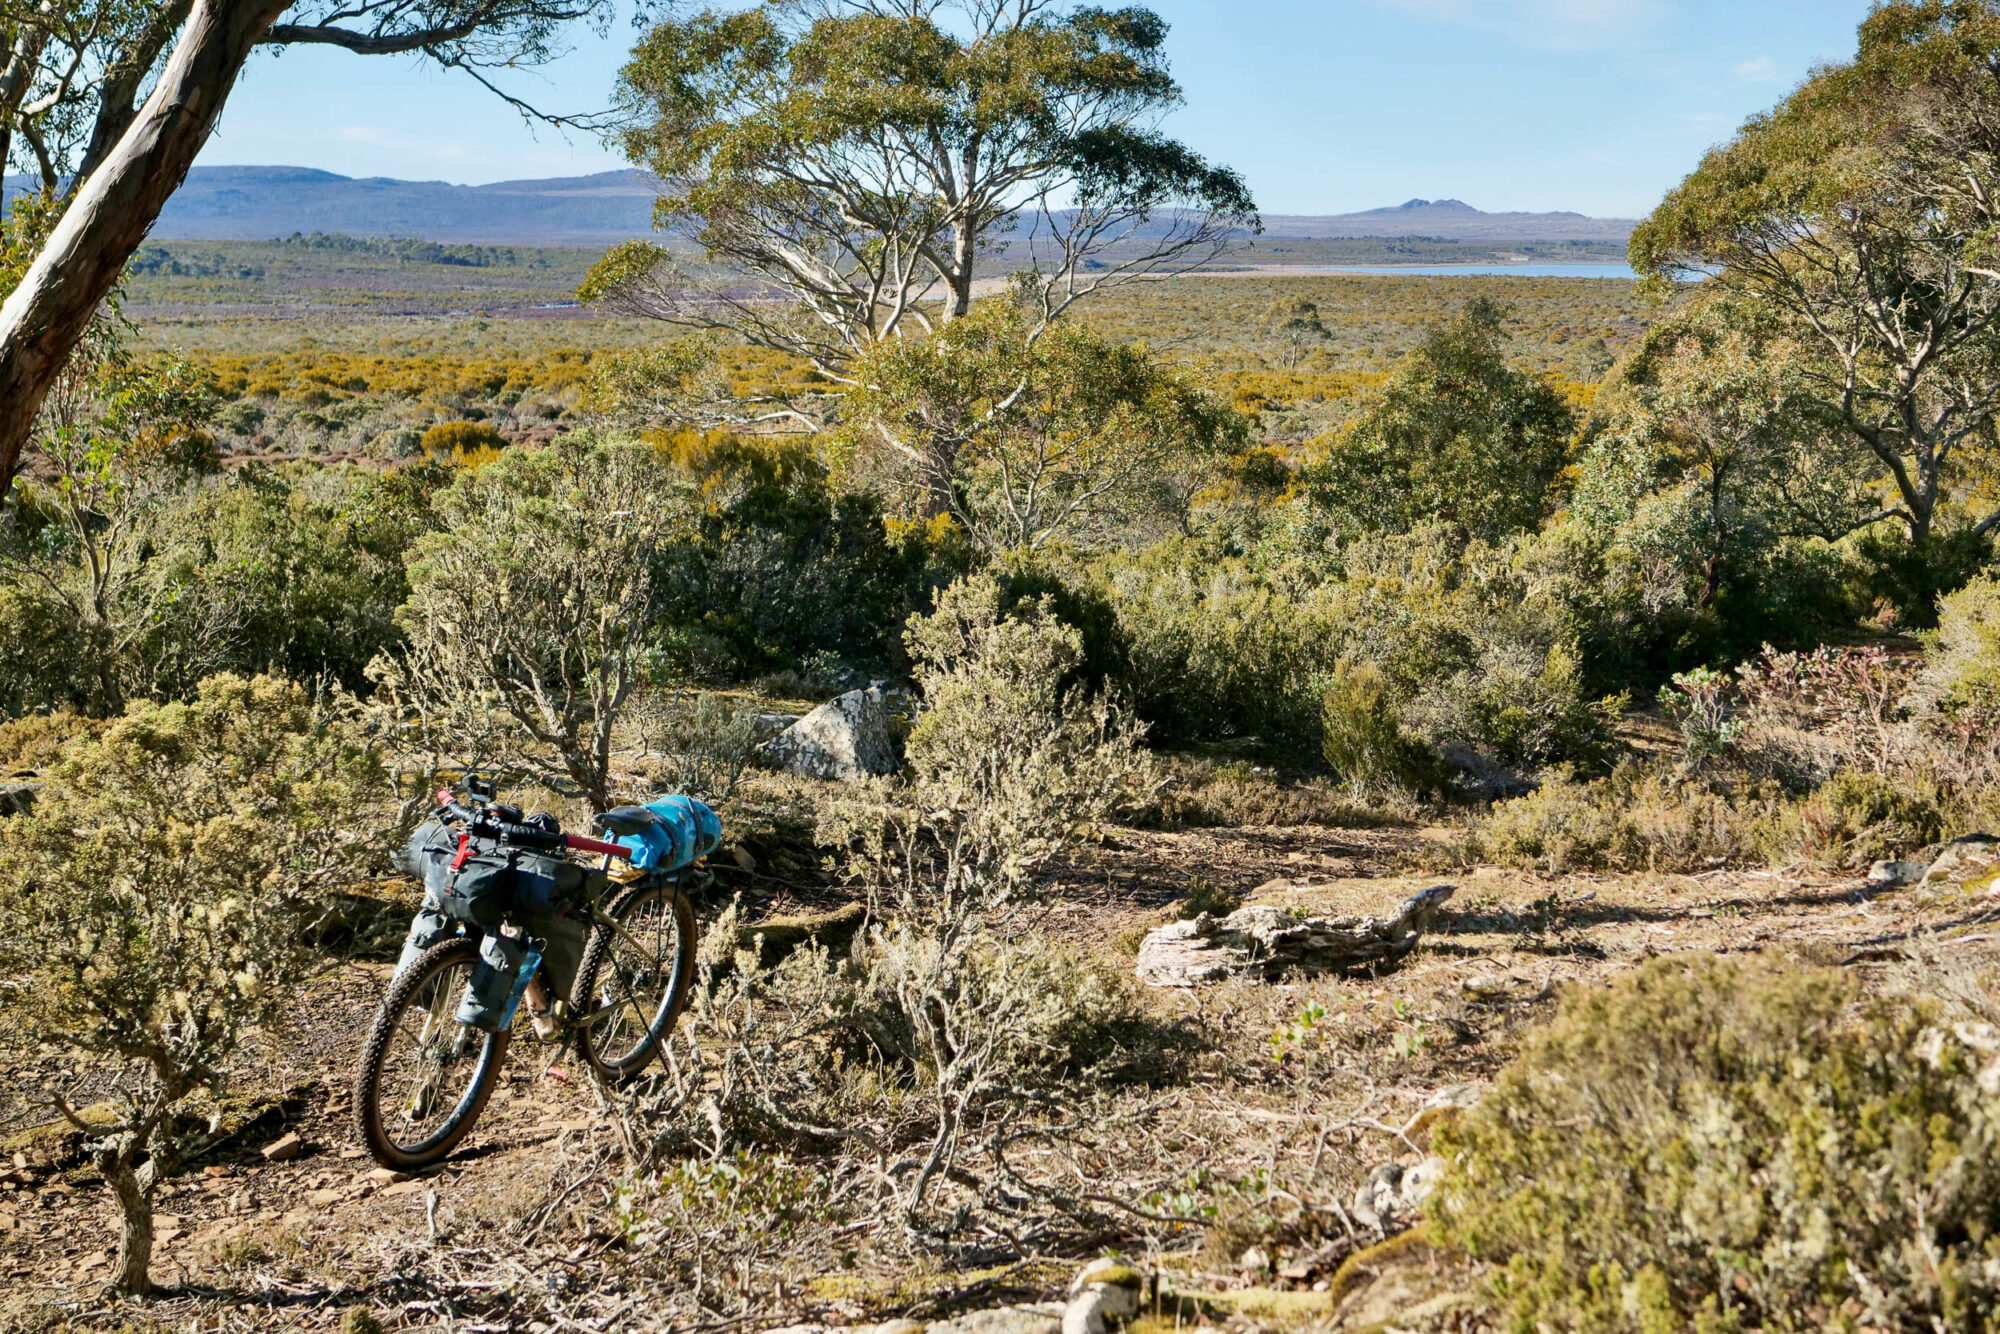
[6,799,1993,1331]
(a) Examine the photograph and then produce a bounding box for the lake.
[1303,263,1639,279]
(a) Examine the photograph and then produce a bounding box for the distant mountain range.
[1258,198,1635,244]
[5,168,1638,247]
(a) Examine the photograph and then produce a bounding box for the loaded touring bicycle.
[352,779,717,1169]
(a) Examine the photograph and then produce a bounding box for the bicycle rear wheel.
[353,937,510,1169]
[571,882,697,1083]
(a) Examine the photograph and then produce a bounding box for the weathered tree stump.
[1136,885,1455,987]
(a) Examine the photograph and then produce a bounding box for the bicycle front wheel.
[571,882,697,1083]
[353,937,510,1170]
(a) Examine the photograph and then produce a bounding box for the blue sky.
[202,0,1873,218]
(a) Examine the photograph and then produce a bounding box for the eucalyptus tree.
[1631,0,2000,551]
[582,0,1256,500]
[0,0,611,496]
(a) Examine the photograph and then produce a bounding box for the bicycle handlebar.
[434,789,632,861]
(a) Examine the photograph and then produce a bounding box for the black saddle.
[592,805,661,837]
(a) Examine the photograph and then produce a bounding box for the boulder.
[0,781,39,818]
[1063,1260,1143,1334]
[1927,834,2000,890]
[760,687,897,781]
[1868,859,1929,887]
[925,1305,1063,1334]
[1135,885,1455,987]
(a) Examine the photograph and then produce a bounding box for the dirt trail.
[5,815,1992,1329]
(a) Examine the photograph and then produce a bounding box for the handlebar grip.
[492,820,566,851]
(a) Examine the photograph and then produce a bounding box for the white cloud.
[1733,55,1778,81]
[1367,0,1666,49]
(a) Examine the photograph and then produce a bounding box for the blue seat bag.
[615,795,721,871]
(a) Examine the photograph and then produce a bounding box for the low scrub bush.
[1479,761,1953,876]
[1320,659,1444,798]
[1141,758,1384,829]
[1924,573,2000,716]
[419,418,507,458]
[1431,954,2000,1333]
[1478,764,1771,873]
[650,433,965,681]
[0,674,383,1294]
[1766,768,1948,871]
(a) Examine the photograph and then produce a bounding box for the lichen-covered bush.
[1431,954,2000,1334]
[1924,573,2000,715]
[1477,765,1766,873]
[0,674,384,1293]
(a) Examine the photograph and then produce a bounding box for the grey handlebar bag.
[391,820,602,1031]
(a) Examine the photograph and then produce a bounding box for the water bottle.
[496,943,543,1030]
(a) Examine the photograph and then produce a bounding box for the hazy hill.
[1260,198,1635,242]
[5,168,1634,247]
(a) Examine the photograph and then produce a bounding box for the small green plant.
[1389,997,1430,1058]
[1184,876,1244,918]
[1269,997,1328,1061]
[1657,665,1741,768]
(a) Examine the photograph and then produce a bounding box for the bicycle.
[352,784,701,1170]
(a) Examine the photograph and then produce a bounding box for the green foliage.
[1925,572,2000,712]
[843,297,1249,550]
[1102,539,1332,752]
[269,232,548,269]
[1657,665,1741,769]
[901,574,1153,865]
[1477,764,1759,874]
[376,435,690,811]
[1307,299,1576,542]
[0,674,383,1294]
[1432,954,2000,1333]
[1319,659,1440,798]
[1479,762,1948,875]
[650,432,959,679]
[1631,1,2000,553]
[0,458,444,715]
[599,0,1253,374]
[1855,523,1997,629]
[581,341,733,430]
[1781,768,1949,869]
[1257,297,1328,369]
[1575,298,1878,657]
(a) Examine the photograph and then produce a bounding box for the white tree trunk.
[0,0,287,493]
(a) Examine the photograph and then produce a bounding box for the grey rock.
[751,713,804,739]
[1135,885,1455,987]
[1868,859,1929,887]
[1398,1155,1446,1211]
[1062,1285,1138,1334]
[0,781,39,817]
[925,1305,1063,1334]
[1350,1163,1403,1233]
[1927,834,2000,888]
[760,687,897,781]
